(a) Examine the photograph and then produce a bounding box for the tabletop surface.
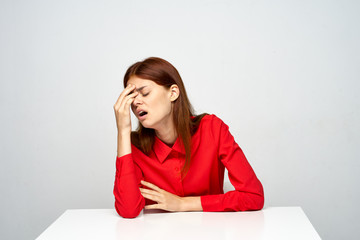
[36,207,321,240]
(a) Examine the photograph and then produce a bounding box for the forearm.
[114,154,145,218]
[181,196,203,212]
[117,131,132,157]
[115,131,145,218]
[201,191,264,212]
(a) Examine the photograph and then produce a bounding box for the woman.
[113,57,264,218]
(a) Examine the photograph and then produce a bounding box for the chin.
[139,121,153,129]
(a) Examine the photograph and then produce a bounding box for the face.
[127,76,178,130]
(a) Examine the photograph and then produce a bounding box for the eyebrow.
[136,86,148,91]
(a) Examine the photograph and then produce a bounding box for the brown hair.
[123,57,207,177]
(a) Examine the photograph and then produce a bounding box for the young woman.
[113,57,264,218]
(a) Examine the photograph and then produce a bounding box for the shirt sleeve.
[201,116,264,212]
[113,153,145,218]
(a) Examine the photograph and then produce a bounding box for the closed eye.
[142,92,149,97]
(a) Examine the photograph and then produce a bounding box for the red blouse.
[113,114,264,218]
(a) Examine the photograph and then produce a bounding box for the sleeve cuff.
[115,153,134,175]
[201,194,223,212]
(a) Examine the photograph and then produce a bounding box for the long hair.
[123,57,207,177]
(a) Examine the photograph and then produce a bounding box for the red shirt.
[113,114,264,218]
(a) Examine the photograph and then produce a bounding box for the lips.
[139,111,147,116]
[136,109,148,119]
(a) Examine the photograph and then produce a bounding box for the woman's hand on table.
[139,180,203,212]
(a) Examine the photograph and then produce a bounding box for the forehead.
[127,76,156,87]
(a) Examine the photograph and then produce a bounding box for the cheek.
[157,101,172,115]
[148,92,172,113]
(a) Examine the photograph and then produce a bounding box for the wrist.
[180,197,187,212]
[180,197,202,212]
[118,129,131,137]
[117,130,132,158]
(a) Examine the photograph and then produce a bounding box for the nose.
[132,92,142,106]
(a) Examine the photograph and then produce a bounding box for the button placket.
[177,152,184,196]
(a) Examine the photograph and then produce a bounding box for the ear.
[169,84,180,102]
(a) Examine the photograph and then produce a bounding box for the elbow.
[118,210,142,219]
[115,205,141,218]
[115,202,143,218]
[250,191,264,211]
[253,194,264,210]
[240,192,264,211]
[248,182,265,211]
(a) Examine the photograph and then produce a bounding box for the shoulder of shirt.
[199,113,227,129]
[201,113,224,123]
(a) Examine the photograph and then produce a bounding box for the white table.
[36,207,321,240]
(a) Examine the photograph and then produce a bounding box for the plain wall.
[1,0,359,239]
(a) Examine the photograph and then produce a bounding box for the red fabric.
[113,114,264,218]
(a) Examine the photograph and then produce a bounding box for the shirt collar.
[153,135,185,163]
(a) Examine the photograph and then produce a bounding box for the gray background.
[1,0,359,239]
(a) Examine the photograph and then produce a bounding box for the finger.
[139,188,162,197]
[141,180,163,192]
[140,191,161,202]
[114,84,136,108]
[119,92,139,112]
[144,204,162,210]
[116,84,135,104]
[116,90,138,110]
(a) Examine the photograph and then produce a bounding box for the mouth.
[138,111,148,120]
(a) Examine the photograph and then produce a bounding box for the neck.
[155,120,177,146]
